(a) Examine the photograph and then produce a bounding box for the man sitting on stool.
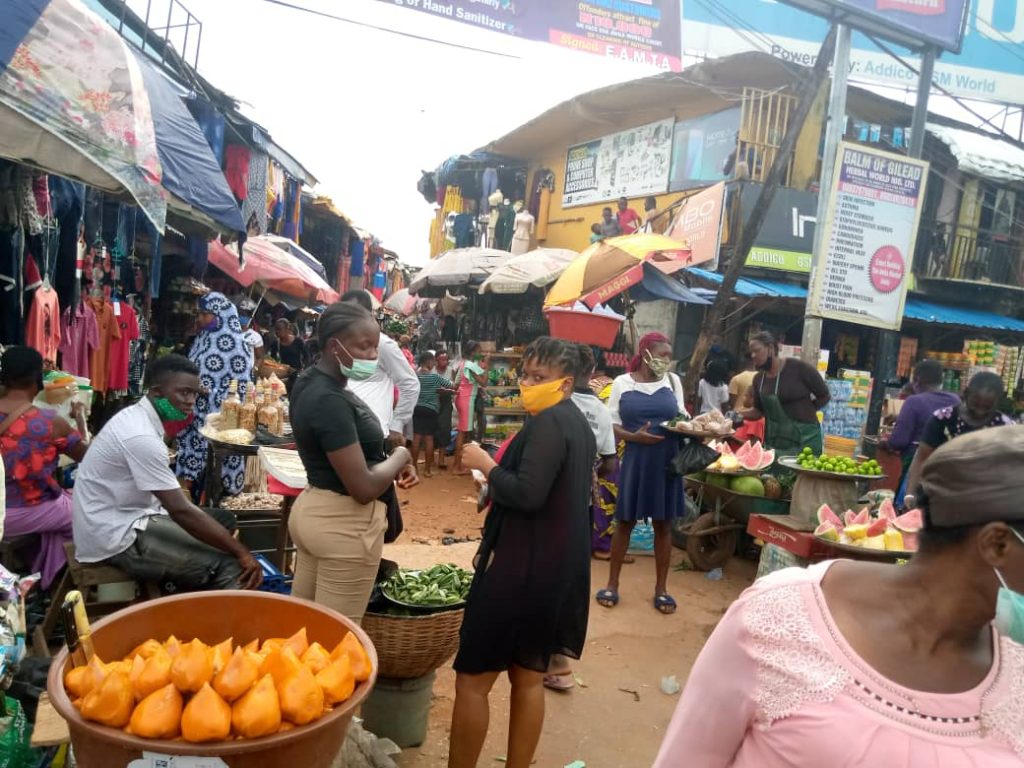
[71,354,263,592]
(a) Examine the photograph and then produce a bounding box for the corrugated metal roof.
[687,269,1024,332]
[927,124,1024,184]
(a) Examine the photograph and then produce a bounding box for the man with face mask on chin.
[340,290,420,450]
[71,354,263,592]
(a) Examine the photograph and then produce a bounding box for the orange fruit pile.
[64,627,372,741]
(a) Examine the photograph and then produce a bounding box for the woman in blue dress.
[175,292,253,498]
[597,332,688,614]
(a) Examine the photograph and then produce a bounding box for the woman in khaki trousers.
[288,302,418,623]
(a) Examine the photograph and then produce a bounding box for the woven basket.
[361,608,464,679]
[258,359,292,380]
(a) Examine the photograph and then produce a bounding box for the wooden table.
[31,693,69,748]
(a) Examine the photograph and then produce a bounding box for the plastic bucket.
[360,672,435,748]
[46,590,377,767]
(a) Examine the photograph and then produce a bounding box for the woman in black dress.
[450,338,596,768]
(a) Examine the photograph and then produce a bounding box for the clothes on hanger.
[107,300,140,392]
[495,203,516,251]
[129,308,151,396]
[58,301,99,378]
[224,144,251,202]
[26,284,60,365]
[481,168,499,213]
[453,213,476,248]
[86,296,121,394]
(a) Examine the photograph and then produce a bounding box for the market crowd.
[2,292,1024,768]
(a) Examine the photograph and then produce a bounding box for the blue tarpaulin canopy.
[686,268,1024,333]
[632,263,710,304]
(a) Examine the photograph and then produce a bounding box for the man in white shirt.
[72,354,262,592]
[239,314,265,367]
[341,290,420,448]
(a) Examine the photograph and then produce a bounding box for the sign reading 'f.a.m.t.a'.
[780,0,970,51]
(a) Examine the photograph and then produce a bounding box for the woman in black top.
[449,338,596,768]
[288,302,418,623]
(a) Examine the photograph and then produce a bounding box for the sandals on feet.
[654,593,677,615]
[543,673,575,692]
[596,588,619,608]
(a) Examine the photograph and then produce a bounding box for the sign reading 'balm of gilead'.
[808,143,928,330]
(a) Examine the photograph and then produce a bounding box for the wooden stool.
[34,542,160,656]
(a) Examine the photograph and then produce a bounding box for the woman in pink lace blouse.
[655,426,1024,767]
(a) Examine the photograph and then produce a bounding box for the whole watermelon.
[730,475,766,496]
[706,473,732,489]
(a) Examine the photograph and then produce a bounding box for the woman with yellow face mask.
[451,337,597,768]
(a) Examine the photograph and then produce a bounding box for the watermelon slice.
[878,498,897,522]
[866,517,888,538]
[851,507,870,526]
[817,504,843,529]
[814,521,840,542]
[893,508,923,533]
[739,443,765,471]
[844,509,858,526]
[759,448,776,469]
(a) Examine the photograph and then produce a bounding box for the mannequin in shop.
[495,198,516,251]
[486,190,503,248]
[510,201,534,256]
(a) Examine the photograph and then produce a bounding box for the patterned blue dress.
[175,292,253,495]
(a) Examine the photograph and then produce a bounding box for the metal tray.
[778,456,886,481]
[813,534,914,560]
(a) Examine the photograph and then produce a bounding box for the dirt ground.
[382,471,756,768]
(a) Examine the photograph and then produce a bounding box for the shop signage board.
[667,182,726,268]
[678,1,1024,105]
[807,142,929,330]
[562,119,674,207]
[737,184,818,273]
[374,1,682,70]
[669,108,741,192]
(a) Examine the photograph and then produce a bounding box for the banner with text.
[562,119,674,207]
[667,182,726,269]
[808,142,928,330]
[781,0,969,51]
[679,0,1024,105]
[375,1,682,70]
[669,108,741,192]
[738,184,818,273]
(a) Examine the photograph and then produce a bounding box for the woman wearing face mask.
[175,293,253,498]
[452,340,490,476]
[287,302,419,623]
[450,338,595,768]
[597,332,688,615]
[741,331,830,456]
[653,425,1024,768]
[903,370,1012,512]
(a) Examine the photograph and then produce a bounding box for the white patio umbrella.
[478,248,579,294]
[408,247,510,296]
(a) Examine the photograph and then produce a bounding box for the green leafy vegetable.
[382,564,473,607]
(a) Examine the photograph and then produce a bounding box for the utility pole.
[800,24,851,366]
[684,25,838,394]
[865,46,937,433]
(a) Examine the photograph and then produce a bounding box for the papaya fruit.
[127,639,163,660]
[65,655,108,700]
[209,637,234,675]
[181,682,232,743]
[330,632,372,682]
[278,664,324,726]
[213,647,259,703]
[300,642,331,675]
[164,635,182,658]
[281,627,308,658]
[315,654,355,706]
[231,674,282,739]
[259,646,303,688]
[170,638,213,694]
[80,670,133,728]
[128,683,182,739]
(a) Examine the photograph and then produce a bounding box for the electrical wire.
[255,0,521,59]
[971,15,1024,70]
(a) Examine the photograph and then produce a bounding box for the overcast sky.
[135,0,1018,266]
[165,0,660,265]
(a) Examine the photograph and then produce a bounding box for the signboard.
[374,1,682,70]
[780,0,970,52]
[669,108,741,191]
[808,142,929,330]
[562,119,674,207]
[678,1,1024,105]
[738,184,819,273]
[667,182,726,268]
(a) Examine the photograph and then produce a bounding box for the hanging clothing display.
[86,296,121,394]
[495,203,516,251]
[107,300,140,393]
[25,284,61,365]
[58,301,99,379]
[453,213,476,248]
[48,176,85,311]
[242,151,269,234]
[129,309,151,396]
[480,168,499,213]
[511,210,535,256]
[224,144,251,202]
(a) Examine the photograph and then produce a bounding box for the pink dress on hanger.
[653,561,1024,767]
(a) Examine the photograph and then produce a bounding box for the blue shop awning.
[632,263,711,305]
[687,268,1024,333]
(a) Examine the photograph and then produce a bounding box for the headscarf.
[628,332,670,373]
[189,292,253,409]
